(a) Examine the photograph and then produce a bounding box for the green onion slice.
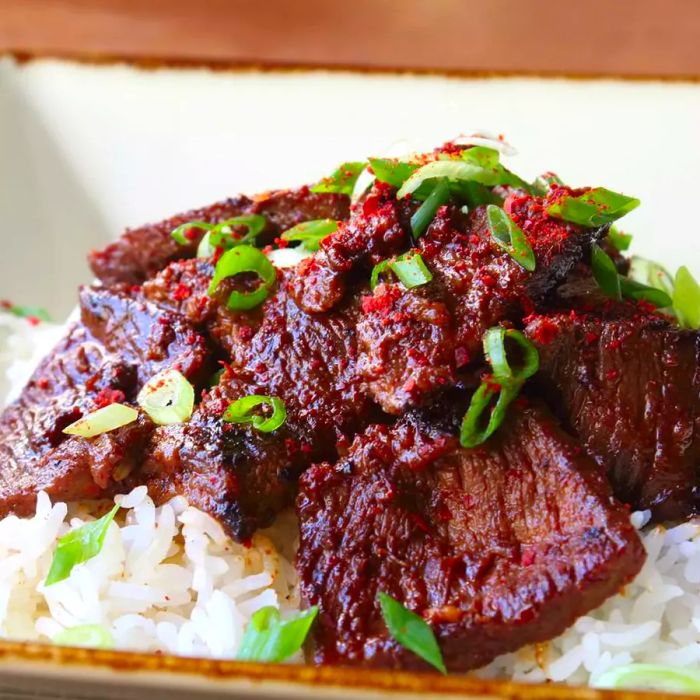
[137,369,195,426]
[208,245,277,311]
[311,161,366,196]
[485,205,535,272]
[673,266,700,329]
[171,220,212,245]
[368,158,419,189]
[280,219,338,252]
[237,606,318,663]
[53,624,115,649]
[8,305,52,322]
[530,172,564,196]
[370,259,392,290]
[45,504,120,586]
[62,404,138,439]
[196,215,267,257]
[377,593,446,674]
[483,327,539,383]
[459,380,521,449]
[592,664,700,693]
[593,246,672,308]
[410,178,450,238]
[629,256,674,297]
[547,187,640,227]
[607,226,633,252]
[370,253,433,290]
[223,395,287,433]
[591,244,623,301]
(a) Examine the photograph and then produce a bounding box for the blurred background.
[1,0,699,316]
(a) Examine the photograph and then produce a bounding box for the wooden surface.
[1,0,700,78]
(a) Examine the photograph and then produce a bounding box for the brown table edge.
[5,49,700,83]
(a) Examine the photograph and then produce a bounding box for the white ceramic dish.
[1,57,700,700]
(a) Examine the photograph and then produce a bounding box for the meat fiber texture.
[296,405,644,672]
[0,151,657,673]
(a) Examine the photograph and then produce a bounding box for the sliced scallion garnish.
[53,624,115,649]
[460,326,540,448]
[459,380,520,449]
[137,369,195,425]
[607,225,633,252]
[311,161,366,196]
[483,327,539,383]
[8,305,52,322]
[370,253,433,290]
[368,158,419,189]
[591,244,622,301]
[547,187,640,227]
[378,593,446,674]
[280,219,338,252]
[530,172,564,196]
[171,220,212,245]
[208,245,277,311]
[410,178,450,238]
[592,664,700,693]
[223,395,287,433]
[485,205,535,272]
[62,404,138,439]
[197,215,267,257]
[673,266,700,329]
[592,245,672,308]
[396,147,528,200]
[629,256,674,297]
[237,606,318,663]
[45,504,120,585]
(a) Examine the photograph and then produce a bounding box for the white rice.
[1,311,699,686]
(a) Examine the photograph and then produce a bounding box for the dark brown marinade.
[88,187,351,285]
[296,404,644,672]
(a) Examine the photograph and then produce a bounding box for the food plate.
[1,57,700,699]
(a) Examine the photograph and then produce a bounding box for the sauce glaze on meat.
[3,142,682,672]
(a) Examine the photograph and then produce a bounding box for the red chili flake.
[183,227,199,242]
[409,512,432,535]
[93,388,126,409]
[130,285,142,294]
[526,318,559,345]
[402,377,417,394]
[284,438,299,454]
[241,537,253,549]
[26,316,41,326]
[262,244,274,254]
[0,300,12,310]
[480,273,497,288]
[605,369,619,381]
[273,237,289,249]
[238,325,254,341]
[37,378,50,390]
[300,443,313,455]
[173,283,192,301]
[469,234,480,245]
[521,549,536,567]
[584,331,599,345]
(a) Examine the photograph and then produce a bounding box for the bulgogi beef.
[296,404,644,671]
[89,188,350,286]
[0,285,211,517]
[0,324,152,515]
[526,307,700,521]
[0,140,677,673]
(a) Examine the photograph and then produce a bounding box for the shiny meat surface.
[527,310,700,521]
[0,324,153,515]
[296,405,644,671]
[89,188,350,285]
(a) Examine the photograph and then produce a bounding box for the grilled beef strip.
[89,187,350,286]
[296,403,645,672]
[526,302,700,521]
[0,287,211,517]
